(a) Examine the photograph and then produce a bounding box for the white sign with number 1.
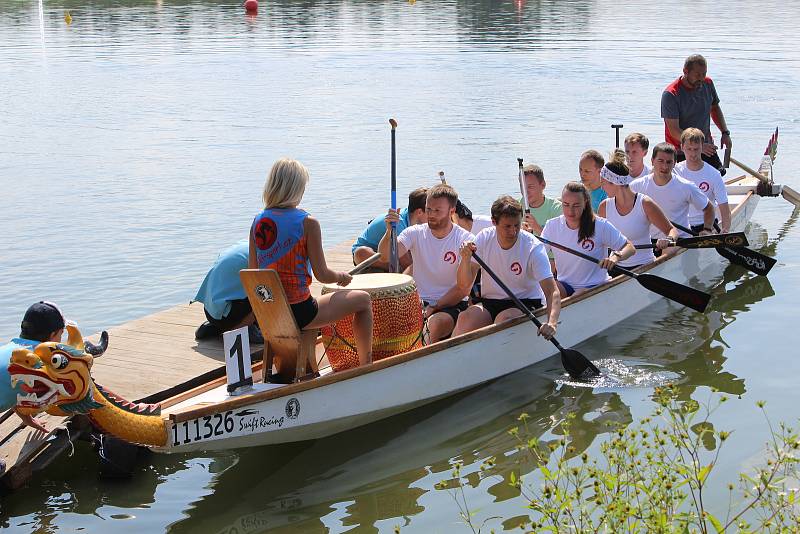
[223,326,253,395]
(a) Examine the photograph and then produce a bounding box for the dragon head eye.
[50,353,69,370]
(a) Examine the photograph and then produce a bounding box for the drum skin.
[321,273,424,371]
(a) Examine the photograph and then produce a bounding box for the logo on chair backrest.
[255,285,273,302]
[699,181,710,192]
[510,262,522,275]
[443,251,457,264]
[581,238,595,251]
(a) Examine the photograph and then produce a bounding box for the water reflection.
[166,369,629,533]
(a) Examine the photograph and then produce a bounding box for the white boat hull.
[158,186,760,453]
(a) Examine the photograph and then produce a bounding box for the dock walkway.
[0,240,356,490]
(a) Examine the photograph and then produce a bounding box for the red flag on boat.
[764,127,779,162]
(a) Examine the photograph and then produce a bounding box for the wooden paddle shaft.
[729,155,769,185]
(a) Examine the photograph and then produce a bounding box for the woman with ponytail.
[597,149,680,267]
[541,181,635,297]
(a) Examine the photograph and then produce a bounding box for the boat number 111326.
[171,411,234,446]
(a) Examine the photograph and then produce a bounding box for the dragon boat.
[9,145,795,454]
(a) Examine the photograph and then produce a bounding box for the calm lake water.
[2,0,800,532]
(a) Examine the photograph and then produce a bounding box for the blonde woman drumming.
[598,150,680,267]
[248,158,373,367]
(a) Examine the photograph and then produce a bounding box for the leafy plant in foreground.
[434,386,800,533]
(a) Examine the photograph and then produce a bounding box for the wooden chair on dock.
[240,269,319,383]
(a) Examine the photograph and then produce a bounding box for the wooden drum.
[320,273,424,372]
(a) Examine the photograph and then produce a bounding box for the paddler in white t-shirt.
[451,195,561,338]
[453,200,493,235]
[624,132,652,180]
[598,150,680,266]
[674,128,731,234]
[379,184,474,343]
[629,142,715,238]
[541,182,636,298]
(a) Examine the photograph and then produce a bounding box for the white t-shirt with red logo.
[397,223,474,303]
[541,215,628,289]
[674,161,729,226]
[630,163,652,180]
[471,227,552,301]
[471,215,493,235]
[629,172,710,237]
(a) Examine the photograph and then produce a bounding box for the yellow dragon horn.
[65,324,85,351]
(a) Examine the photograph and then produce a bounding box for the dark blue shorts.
[558,281,598,297]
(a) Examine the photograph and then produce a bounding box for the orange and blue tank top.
[251,207,312,304]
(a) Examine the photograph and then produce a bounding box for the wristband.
[721,130,730,136]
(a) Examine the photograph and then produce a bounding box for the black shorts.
[204,298,252,331]
[291,296,319,330]
[425,300,468,323]
[690,219,721,235]
[481,298,542,321]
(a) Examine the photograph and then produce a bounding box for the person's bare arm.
[642,196,680,249]
[700,202,715,235]
[664,118,682,145]
[15,409,47,433]
[718,203,731,234]
[456,242,479,294]
[434,283,471,310]
[538,277,561,339]
[377,209,408,261]
[523,213,543,235]
[711,104,732,149]
[305,217,350,285]
[597,199,607,219]
[248,230,257,269]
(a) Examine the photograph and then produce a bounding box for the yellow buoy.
[64,10,72,25]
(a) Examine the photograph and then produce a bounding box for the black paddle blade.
[717,246,776,276]
[677,232,749,249]
[560,348,600,380]
[636,273,711,313]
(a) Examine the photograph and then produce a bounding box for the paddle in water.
[537,236,711,313]
[633,231,749,250]
[470,252,600,381]
[388,118,399,273]
[670,220,775,276]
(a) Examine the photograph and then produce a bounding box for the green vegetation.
[433,386,800,533]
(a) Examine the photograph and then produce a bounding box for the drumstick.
[350,253,382,276]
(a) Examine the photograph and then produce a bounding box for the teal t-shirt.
[352,208,411,254]
[0,337,39,411]
[193,240,249,321]
[524,196,563,229]
[589,187,607,212]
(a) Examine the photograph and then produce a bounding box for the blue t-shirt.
[0,337,39,411]
[193,240,249,321]
[352,208,411,254]
[590,187,607,213]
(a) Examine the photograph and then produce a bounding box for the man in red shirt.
[661,54,732,175]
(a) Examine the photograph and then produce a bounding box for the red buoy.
[244,0,258,13]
